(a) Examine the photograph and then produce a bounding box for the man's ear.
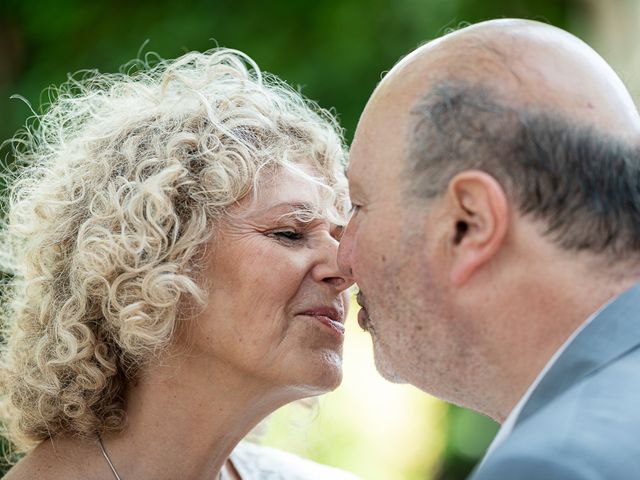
[443,170,509,285]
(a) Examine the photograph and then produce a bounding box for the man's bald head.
[340,19,640,419]
[374,19,640,137]
[357,19,640,258]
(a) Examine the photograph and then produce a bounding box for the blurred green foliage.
[0,0,580,147]
[435,407,499,479]
[0,0,580,478]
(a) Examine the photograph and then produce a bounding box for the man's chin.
[373,350,406,384]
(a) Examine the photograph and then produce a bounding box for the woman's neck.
[105,350,303,480]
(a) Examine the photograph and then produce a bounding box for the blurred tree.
[434,406,499,479]
[0,0,583,478]
[0,0,579,147]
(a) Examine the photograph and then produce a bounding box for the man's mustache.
[356,290,367,309]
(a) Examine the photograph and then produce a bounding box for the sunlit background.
[1,0,639,478]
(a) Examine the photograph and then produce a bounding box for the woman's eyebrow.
[235,201,320,222]
[262,202,318,216]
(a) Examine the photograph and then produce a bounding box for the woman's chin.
[311,366,343,393]
[282,358,343,397]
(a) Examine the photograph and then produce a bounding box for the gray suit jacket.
[470,283,640,480]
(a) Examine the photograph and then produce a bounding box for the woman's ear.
[443,170,509,285]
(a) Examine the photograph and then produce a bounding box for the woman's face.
[188,166,353,395]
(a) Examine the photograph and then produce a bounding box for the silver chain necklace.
[97,434,227,480]
[97,434,122,480]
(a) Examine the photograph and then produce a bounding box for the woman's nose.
[313,235,355,292]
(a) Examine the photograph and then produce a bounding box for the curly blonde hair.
[0,48,348,452]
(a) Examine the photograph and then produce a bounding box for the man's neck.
[490,265,640,422]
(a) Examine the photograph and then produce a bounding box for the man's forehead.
[346,132,371,186]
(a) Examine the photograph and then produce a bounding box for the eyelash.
[271,230,304,242]
[332,225,345,241]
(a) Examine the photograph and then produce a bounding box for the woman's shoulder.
[230,441,360,480]
[2,437,96,480]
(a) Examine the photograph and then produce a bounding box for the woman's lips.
[300,307,345,336]
[311,315,346,335]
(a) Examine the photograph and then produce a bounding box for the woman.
[0,49,357,479]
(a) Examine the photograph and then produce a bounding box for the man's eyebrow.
[344,169,363,197]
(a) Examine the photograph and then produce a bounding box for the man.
[338,19,640,479]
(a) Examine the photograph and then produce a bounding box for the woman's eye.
[332,225,345,241]
[348,204,361,217]
[271,230,304,242]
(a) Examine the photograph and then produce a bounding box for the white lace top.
[229,441,360,480]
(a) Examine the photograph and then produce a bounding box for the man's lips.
[357,306,370,331]
[356,292,371,331]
